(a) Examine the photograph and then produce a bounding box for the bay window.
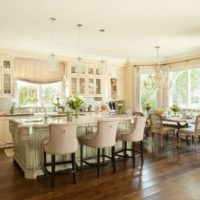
[169,68,200,109]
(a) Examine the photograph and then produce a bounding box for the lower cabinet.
[0,117,13,147]
[0,118,5,145]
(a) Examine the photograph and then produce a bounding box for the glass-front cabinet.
[70,76,102,97]
[0,57,13,96]
[68,62,103,97]
[2,73,12,95]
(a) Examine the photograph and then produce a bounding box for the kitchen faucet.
[41,103,47,122]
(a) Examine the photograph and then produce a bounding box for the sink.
[24,118,43,122]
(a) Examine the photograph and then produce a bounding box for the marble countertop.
[10,114,132,128]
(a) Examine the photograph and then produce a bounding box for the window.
[169,68,200,108]
[140,73,157,111]
[16,80,63,106]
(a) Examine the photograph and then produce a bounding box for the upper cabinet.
[0,57,13,96]
[68,63,103,97]
[107,66,125,101]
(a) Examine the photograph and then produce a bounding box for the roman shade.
[14,58,65,83]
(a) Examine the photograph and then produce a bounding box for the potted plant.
[144,102,152,114]
[170,103,180,116]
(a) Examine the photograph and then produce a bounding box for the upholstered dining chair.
[132,111,144,117]
[78,119,118,178]
[149,113,176,149]
[178,114,200,151]
[43,123,78,187]
[116,116,147,168]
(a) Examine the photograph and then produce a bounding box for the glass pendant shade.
[48,53,58,71]
[49,17,57,71]
[76,24,84,74]
[99,29,107,75]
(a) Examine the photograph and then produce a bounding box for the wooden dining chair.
[178,115,200,151]
[149,113,176,149]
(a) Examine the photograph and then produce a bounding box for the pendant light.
[144,46,172,90]
[99,29,107,75]
[48,17,57,71]
[76,24,84,74]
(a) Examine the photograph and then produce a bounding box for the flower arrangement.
[170,103,180,116]
[101,104,109,112]
[95,104,109,114]
[117,103,123,114]
[144,102,152,113]
[66,95,84,117]
[154,108,165,116]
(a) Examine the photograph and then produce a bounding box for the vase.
[174,112,177,117]
[74,109,80,118]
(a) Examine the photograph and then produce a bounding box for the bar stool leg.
[44,151,47,175]
[124,141,127,158]
[112,146,116,173]
[51,155,55,187]
[80,145,83,170]
[97,148,100,178]
[102,148,105,164]
[132,142,135,168]
[140,141,144,166]
[71,153,77,184]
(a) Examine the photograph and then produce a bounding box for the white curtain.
[14,58,65,83]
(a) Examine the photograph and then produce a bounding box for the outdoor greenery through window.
[169,68,200,109]
[16,80,63,106]
[140,74,157,111]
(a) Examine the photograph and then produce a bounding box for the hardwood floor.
[1,142,200,200]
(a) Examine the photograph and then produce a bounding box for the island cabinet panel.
[9,116,131,179]
[0,118,5,145]
[0,117,13,147]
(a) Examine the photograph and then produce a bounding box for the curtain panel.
[14,58,65,83]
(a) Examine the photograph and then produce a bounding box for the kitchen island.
[9,114,132,179]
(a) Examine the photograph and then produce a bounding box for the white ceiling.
[1,0,200,63]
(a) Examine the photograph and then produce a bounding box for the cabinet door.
[71,77,78,95]
[0,118,5,145]
[0,58,12,71]
[88,78,94,95]
[79,78,85,95]
[95,79,101,95]
[2,72,12,95]
[5,119,13,144]
[111,78,117,99]
[3,59,12,70]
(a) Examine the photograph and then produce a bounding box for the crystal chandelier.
[144,46,172,90]
[99,29,107,75]
[48,17,58,71]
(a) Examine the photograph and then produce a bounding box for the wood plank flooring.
[1,142,200,200]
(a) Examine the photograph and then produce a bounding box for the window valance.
[14,58,65,83]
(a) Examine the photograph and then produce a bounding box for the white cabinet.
[0,57,13,96]
[5,119,13,144]
[0,118,5,145]
[0,117,13,147]
[68,63,103,97]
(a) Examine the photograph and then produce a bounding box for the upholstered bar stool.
[43,123,78,187]
[116,116,147,168]
[78,119,118,178]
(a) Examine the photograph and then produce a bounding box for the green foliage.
[26,97,38,105]
[170,103,180,113]
[66,95,84,111]
[143,102,152,111]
